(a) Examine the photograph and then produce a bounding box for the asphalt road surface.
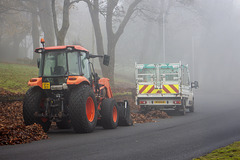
[1,92,240,160]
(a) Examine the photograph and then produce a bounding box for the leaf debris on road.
[0,101,48,146]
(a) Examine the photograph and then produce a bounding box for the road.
[1,93,240,160]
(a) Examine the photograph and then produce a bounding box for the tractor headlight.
[36,48,43,53]
[66,47,73,51]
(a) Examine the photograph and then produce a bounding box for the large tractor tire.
[23,86,51,132]
[68,84,97,133]
[117,101,133,126]
[101,98,119,129]
[56,117,71,129]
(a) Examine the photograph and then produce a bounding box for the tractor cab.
[32,45,109,91]
[36,46,91,86]
[39,50,90,79]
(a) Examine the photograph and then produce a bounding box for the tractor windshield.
[43,51,68,76]
[41,50,90,78]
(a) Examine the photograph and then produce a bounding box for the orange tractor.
[23,39,132,133]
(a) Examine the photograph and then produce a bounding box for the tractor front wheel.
[23,86,51,132]
[68,84,97,133]
[101,98,119,129]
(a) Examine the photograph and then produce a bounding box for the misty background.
[0,0,240,93]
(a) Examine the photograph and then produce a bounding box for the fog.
[115,0,240,95]
[0,0,240,95]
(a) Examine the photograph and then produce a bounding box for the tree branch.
[51,0,59,37]
[59,0,70,37]
[69,0,81,6]
[114,0,142,43]
[106,0,119,41]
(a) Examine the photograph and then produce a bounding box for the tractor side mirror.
[191,81,199,89]
[37,58,40,68]
[103,55,110,66]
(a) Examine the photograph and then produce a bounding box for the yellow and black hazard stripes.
[139,85,160,94]
[162,85,179,93]
[138,84,179,94]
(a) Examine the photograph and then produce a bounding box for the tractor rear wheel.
[23,86,51,132]
[68,84,97,133]
[101,98,119,129]
[117,101,133,126]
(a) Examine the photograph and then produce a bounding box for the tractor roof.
[35,45,89,53]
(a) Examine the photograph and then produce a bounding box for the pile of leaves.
[0,101,48,145]
[131,110,170,124]
[0,88,24,102]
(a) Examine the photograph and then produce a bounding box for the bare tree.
[82,0,142,85]
[52,0,81,45]
[0,0,32,61]
[38,0,55,46]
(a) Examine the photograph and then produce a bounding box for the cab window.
[68,52,80,75]
[81,52,90,79]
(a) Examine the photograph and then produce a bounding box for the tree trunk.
[86,1,107,78]
[38,0,55,46]
[85,0,141,86]
[52,0,71,46]
[13,32,28,61]
[31,12,39,62]
[106,43,116,85]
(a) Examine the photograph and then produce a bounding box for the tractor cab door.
[67,51,91,79]
[79,52,91,80]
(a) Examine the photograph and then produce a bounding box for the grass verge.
[0,63,38,93]
[193,141,240,160]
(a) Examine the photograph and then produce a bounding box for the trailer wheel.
[101,98,119,129]
[56,117,71,129]
[69,84,97,133]
[117,101,133,126]
[23,86,51,132]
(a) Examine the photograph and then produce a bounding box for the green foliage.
[193,141,240,160]
[0,63,38,93]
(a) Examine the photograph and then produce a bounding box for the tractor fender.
[28,77,42,88]
[98,78,113,98]
[67,76,90,85]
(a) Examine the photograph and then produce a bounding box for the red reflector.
[140,101,147,104]
[69,78,77,80]
[173,101,181,104]
[30,78,37,82]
